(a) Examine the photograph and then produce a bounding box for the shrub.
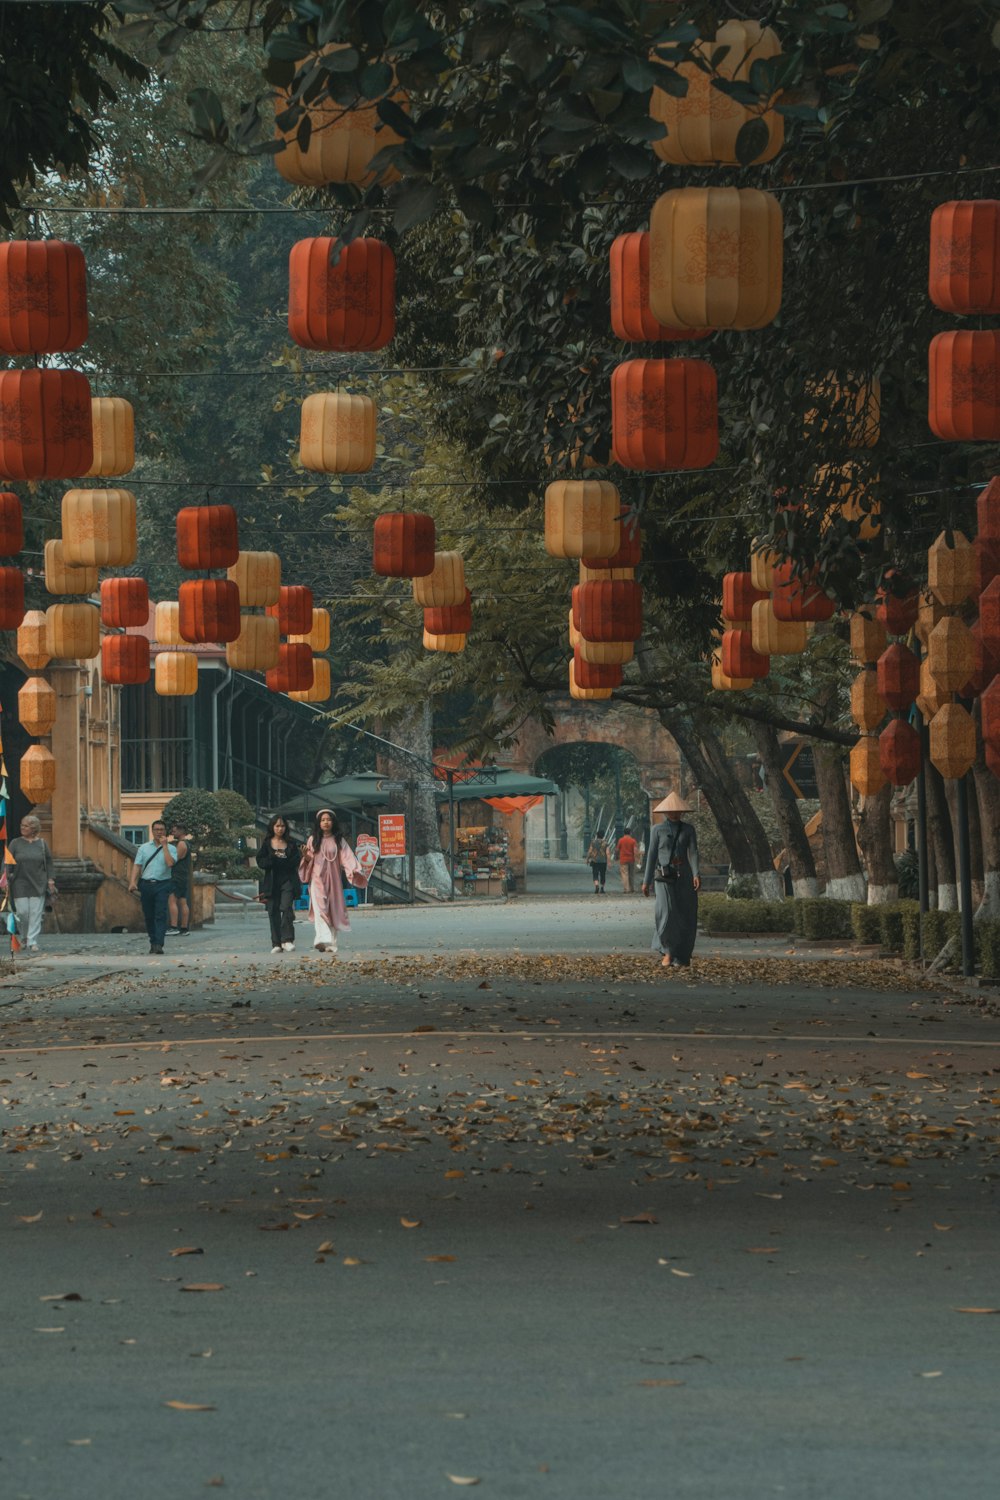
[923,909,961,963]
[725,873,760,901]
[976,920,1000,979]
[851,904,882,945]
[877,900,920,955]
[195,844,248,877]
[795,898,854,940]
[895,850,919,900]
[213,789,256,841]
[160,789,228,846]
[701,899,792,935]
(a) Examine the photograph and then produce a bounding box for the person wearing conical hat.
[641,792,700,969]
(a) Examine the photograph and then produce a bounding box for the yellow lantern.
[18,675,56,737]
[17,610,51,671]
[751,599,808,656]
[20,744,56,803]
[929,702,976,780]
[289,607,331,653]
[225,612,280,672]
[849,611,887,665]
[154,601,182,646]
[299,392,376,473]
[274,50,406,187]
[422,628,466,654]
[648,187,782,330]
[155,651,198,696]
[926,615,975,692]
[569,660,612,701]
[711,648,753,691]
[750,540,777,592]
[578,635,635,666]
[289,657,333,702]
[46,602,99,661]
[61,488,137,568]
[412,552,465,608]
[578,561,634,583]
[228,550,281,608]
[915,590,946,648]
[43,538,97,597]
[544,481,621,560]
[804,376,881,449]
[84,397,135,477]
[917,658,952,723]
[850,736,886,797]
[649,20,783,167]
[850,669,887,732]
[927,530,976,607]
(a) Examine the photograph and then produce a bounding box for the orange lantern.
[982,577,1000,655]
[17,676,56,737]
[288,237,395,351]
[926,616,975,692]
[929,702,976,780]
[876,576,919,636]
[289,607,332,653]
[572,650,623,691]
[154,601,182,646]
[582,519,641,571]
[917,658,952,723]
[722,571,767,623]
[84,397,134,477]
[0,240,88,353]
[609,232,711,342]
[928,530,976,606]
[569,660,612,701]
[179,579,241,644]
[751,599,808,656]
[20,744,56,802]
[879,717,921,787]
[0,368,93,480]
[710,648,753,691]
[649,20,783,167]
[850,670,887,732]
[100,577,149,629]
[721,628,768,681]
[771,560,835,623]
[964,620,1000,697]
[101,634,150,686]
[226,613,281,672]
[750,540,777,593]
[227,550,281,608]
[155,651,198,697]
[299,391,376,473]
[928,330,1000,441]
[176,504,239,570]
[850,736,886,797]
[975,535,1000,598]
[17,609,50,671]
[877,643,920,710]
[611,358,718,470]
[977,476,1000,540]
[849,611,887,665]
[0,564,25,629]
[648,187,783,330]
[981,674,1000,751]
[265,584,314,637]
[804,376,881,450]
[914,590,946,648]
[0,491,24,554]
[266,643,313,694]
[412,553,465,608]
[423,629,466,654]
[46,601,99,660]
[373,512,436,578]
[61,487,137,568]
[289,657,332,702]
[572,580,642,642]
[274,52,407,187]
[44,539,97,597]
[929,200,1000,314]
[424,592,472,637]
[545,480,621,558]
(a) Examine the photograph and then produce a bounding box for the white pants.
[313,910,338,951]
[15,896,45,949]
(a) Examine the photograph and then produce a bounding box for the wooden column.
[49,662,84,860]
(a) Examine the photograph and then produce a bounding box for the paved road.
[2,908,999,1499]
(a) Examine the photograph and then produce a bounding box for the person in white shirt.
[127,819,181,955]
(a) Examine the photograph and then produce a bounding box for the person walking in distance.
[298,808,366,956]
[166,821,191,936]
[256,813,302,953]
[8,815,56,954]
[616,828,638,893]
[128,818,178,955]
[641,793,701,969]
[585,834,609,894]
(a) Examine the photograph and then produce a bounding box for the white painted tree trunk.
[976,870,1000,919]
[792,876,820,899]
[413,851,454,900]
[867,882,898,906]
[826,873,867,901]
[937,882,958,911]
[756,868,784,900]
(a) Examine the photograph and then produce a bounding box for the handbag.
[654,826,682,883]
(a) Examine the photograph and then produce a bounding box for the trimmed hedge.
[792,898,854,940]
[978,921,1000,979]
[699,898,793,935]
[922,909,961,960]
[851,904,882,945]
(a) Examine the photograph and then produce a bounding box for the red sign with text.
[378,814,407,858]
[355,833,380,885]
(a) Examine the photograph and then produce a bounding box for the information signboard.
[378,814,407,858]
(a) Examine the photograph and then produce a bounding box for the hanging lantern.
[154,600,182,646]
[648,187,782,331]
[879,717,921,787]
[288,237,395,352]
[751,599,808,656]
[926,616,975,692]
[289,607,332,653]
[61,488,137,568]
[928,330,1000,441]
[611,358,718,470]
[810,461,881,539]
[373,512,436,578]
[929,702,976,780]
[424,591,472,637]
[46,601,99,660]
[649,20,783,167]
[545,480,621,558]
[917,658,952,723]
[84,397,134,477]
[226,612,281,672]
[721,627,769,681]
[179,579,241,644]
[978,475,1000,539]
[227,550,281,608]
[961,619,1000,698]
[981,674,1000,752]
[722,571,767,624]
[579,561,634,584]
[423,628,466,654]
[541,395,609,473]
[914,590,946,648]
[265,584,314,636]
[572,579,642,642]
[771,561,835,623]
[710,648,753,691]
[412,552,466,608]
[804,376,881,449]
[582,519,641,571]
[299,391,376,473]
[929,200,1000,314]
[0,240,88,354]
[876,575,919,636]
[850,736,887,797]
[850,669,887,732]
[569,660,612,701]
[176,504,239,570]
[0,368,93,480]
[17,675,56,737]
[100,577,148,629]
[155,651,198,697]
[572,650,623,690]
[975,535,1000,598]
[0,491,24,554]
[849,611,887,665]
[0,565,25,630]
[20,744,56,803]
[289,657,332,702]
[274,52,407,187]
[750,541,778,593]
[17,610,50,671]
[43,539,97,597]
[981,576,1000,655]
[877,643,920,711]
[101,634,150,687]
[927,529,976,606]
[578,635,634,666]
[266,642,314,694]
[609,232,712,342]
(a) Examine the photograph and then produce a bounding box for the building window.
[122,826,148,846]
[120,680,192,792]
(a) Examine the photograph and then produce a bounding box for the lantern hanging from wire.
[879,717,921,787]
[545,480,621,559]
[0,240,88,354]
[373,512,436,578]
[722,571,767,624]
[266,642,314,694]
[927,529,976,606]
[101,634,150,686]
[925,616,975,693]
[274,51,407,187]
[178,579,241,644]
[648,20,784,167]
[424,592,472,638]
[929,702,976,780]
[916,658,952,723]
[711,649,753,692]
[43,539,97,598]
[0,491,24,554]
[100,577,148,629]
[299,391,376,473]
[721,627,768,681]
[961,619,1000,698]
[928,330,1000,441]
[569,659,612,701]
[423,628,466,654]
[154,600,182,646]
[0,565,25,630]
[176,504,239,570]
[0,368,93,480]
[288,237,395,351]
[877,643,920,711]
[975,535,1000,598]
[849,611,887,665]
[804,375,881,449]
[84,397,134,477]
[850,736,886,797]
[572,650,623,691]
[46,601,99,660]
[289,607,331,653]
[876,575,919,636]
[265,584,314,637]
[648,187,783,330]
[572,579,642,643]
[412,552,466,609]
[155,651,198,696]
[61,488,137,568]
[611,358,719,470]
[20,744,57,803]
[17,610,50,671]
[771,560,835,623]
[582,517,641,571]
[751,599,807,656]
[289,657,332,702]
[850,670,887,732]
[228,550,281,608]
[609,232,712,342]
[929,200,1000,314]
[17,676,57,737]
[225,613,281,672]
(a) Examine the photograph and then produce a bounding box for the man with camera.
[128,818,187,955]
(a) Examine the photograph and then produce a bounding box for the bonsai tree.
[159,789,228,847]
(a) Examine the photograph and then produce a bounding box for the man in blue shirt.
[128,819,184,954]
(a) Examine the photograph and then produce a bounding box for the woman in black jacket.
[256,814,302,953]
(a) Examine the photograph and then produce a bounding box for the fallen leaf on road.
[956,1307,1000,1314]
[400,1218,422,1229]
[180,1284,225,1293]
[444,1170,464,1180]
[920,1371,943,1378]
[745,1247,779,1254]
[343,1257,363,1266]
[164,1401,216,1411]
[933,1224,953,1232]
[755,1193,782,1200]
[317,1241,335,1254]
[68,1438,92,1445]
[638,1379,685,1387]
[170,1247,203,1257]
[40,1293,82,1302]
[17,1212,43,1223]
[620,1212,658,1225]
[35,1327,64,1333]
[670,1269,692,1278]
[426,1255,456,1263]
[446,1478,480,1487]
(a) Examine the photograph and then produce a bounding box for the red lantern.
[0,491,23,554]
[572,649,623,690]
[424,590,472,636]
[373,512,435,578]
[176,505,239,570]
[266,585,314,636]
[266,642,314,694]
[722,571,767,623]
[610,358,718,471]
[982,672,1000,750]
[571,580,642,642]
[978,476,1000,540]
[986,742,1000,781]
[875,576,919,636]
[0,565,25,630]
[101,633,150,686]
[929,201,1000,314]
[100,577,149,629]
[721,628,769,681]
[609,233,711,343]
[928,330,1000,441]
[961,619,1000,698]
[582,518,641,570]
[771,560,835,623]
[877,643,920,711]
[0,368,93,480]
[879,717,921,786]
[178,579,241,644]
[975,535,1000,598]
[288,237,395,352]
[981,577,1000,656]
[0,240,88,354]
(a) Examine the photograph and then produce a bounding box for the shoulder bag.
[654,825,682,883]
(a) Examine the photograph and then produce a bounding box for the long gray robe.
[643,820,699,964]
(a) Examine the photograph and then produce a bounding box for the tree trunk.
[855,784,898,904]
[698,726,783,898]
[972,738,1000,918]
[750,721,818,896]
[926,760,957,910]
[656,709,757,874]
[382,703,452,898]
[813,743,866,900]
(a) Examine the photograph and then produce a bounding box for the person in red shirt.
[616,831,639,893]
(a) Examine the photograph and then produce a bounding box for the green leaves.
[734,117,771,166]
[392,179,441,234]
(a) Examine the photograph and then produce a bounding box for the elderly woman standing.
[8,815,56,955]
[641,793,701,969]
[298,808,366,956]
